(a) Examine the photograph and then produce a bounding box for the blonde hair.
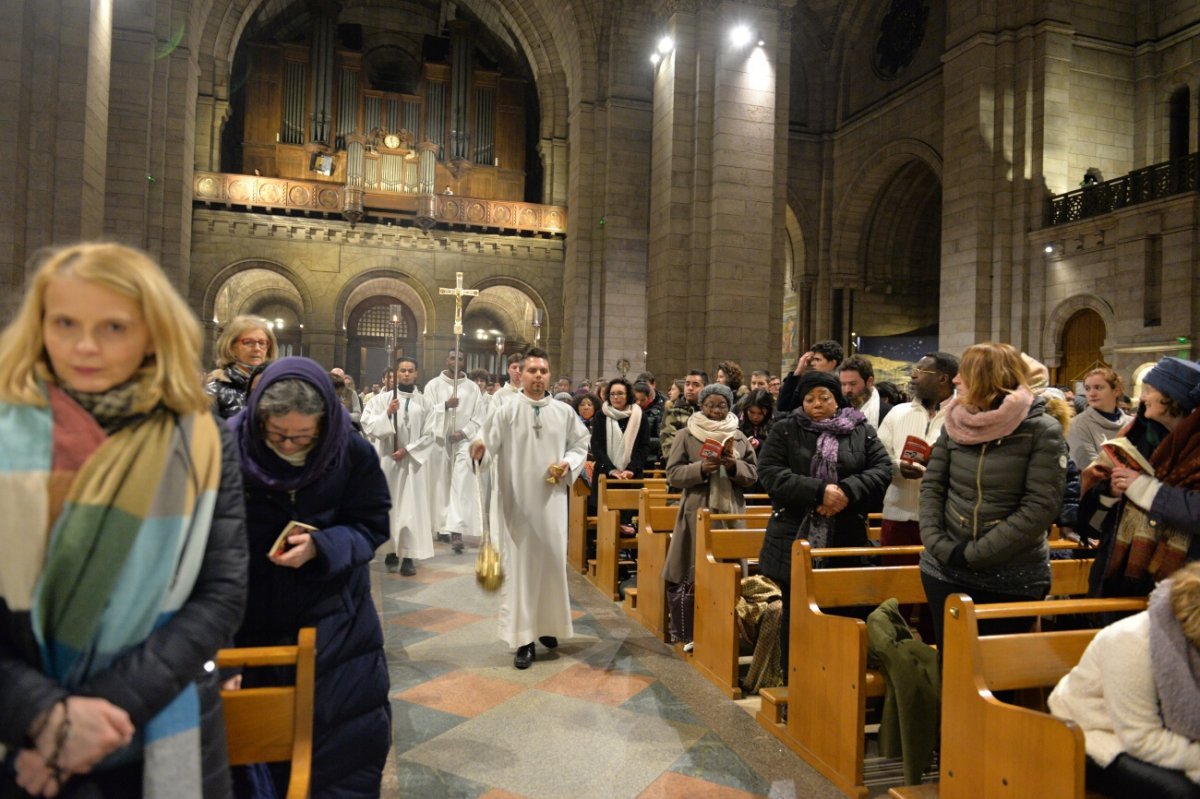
[0,242,211,415]
[1169,562,1200,648]
[1043,396,1074,437]
[957,342,1030,410]
[1084,366,1125,396]
[214,315,278,368]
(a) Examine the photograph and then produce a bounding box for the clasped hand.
[816,484,849,516]
[18,697,134,796]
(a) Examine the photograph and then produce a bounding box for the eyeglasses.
[239,338,270,349]
[263,428,319,446]
[910,368,938,377]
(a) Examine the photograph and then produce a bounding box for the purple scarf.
[1148,580,1200,741]
[228,356,352,492]
[793,407,866,547]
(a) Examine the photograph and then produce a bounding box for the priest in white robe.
[361,355,434,575]
[424,349,485,552]
[471,347,590,669]
[482,354,524,561]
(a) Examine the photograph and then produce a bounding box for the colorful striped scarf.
[0,384,222,798]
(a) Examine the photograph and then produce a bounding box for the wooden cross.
[439,271,478,336]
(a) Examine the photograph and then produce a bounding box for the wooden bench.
[890,594,1147,799]
[567,478,595,574]
[759,540,1097,799]
[217,627,316,799]
[690,508,774,698]
[587,475,667,600]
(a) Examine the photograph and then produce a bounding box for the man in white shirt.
[839,355,894,430]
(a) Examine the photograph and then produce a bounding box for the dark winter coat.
[643,391,666,464]
[919,400,1066,595]
[592,410,651,478]
[756,414,892,586]
[206,366,253,420]
[234,433,391,799]
[0,425,249,799]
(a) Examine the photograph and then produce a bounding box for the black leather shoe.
[384,553,400,573]
[400,558,416,576]
[514,642,535,669]
[451,533,464,554]
[538,636,558,649]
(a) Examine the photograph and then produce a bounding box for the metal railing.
[1046,153,1199,226]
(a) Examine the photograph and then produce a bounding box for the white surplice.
[480,391,590,648]
[424,372,484,537]
[360,386,435,559]
[483,383,523,559]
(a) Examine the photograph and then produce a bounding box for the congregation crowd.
[1,242,1199,799]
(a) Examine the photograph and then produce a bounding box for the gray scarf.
[1149,580,1200,741]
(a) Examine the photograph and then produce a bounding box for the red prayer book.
[900,435,932,466]
[699,437,730,460]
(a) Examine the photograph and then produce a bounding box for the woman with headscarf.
[0,243,247,798]
[919,342,1066,649]
[756,371,892,670]
[228,357,391,799]
[591,377,649,480]
[662,383,759,643]
[1083,357,1200,599]
[206,315,278,419]
[1049,562,1200,798]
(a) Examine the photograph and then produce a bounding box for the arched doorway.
[1059,309,1107,386]
[462,284,546,382]
[346,298,419,390]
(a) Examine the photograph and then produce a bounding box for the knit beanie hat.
[795,371,849,409]
[1143,357,1200,414]
[699,383,735,407]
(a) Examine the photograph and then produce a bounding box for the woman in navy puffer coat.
[229,357,391,799]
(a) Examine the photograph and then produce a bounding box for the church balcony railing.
[1046,153,1200,226]
[193,171,567,237]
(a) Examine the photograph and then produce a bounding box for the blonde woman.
[1049,562,1200,798]
[207,314,278,419]
[1069,366,1134,469]
[919,342,1066,648]
[0,243,248,798]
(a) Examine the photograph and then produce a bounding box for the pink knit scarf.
[942,386,1034,445]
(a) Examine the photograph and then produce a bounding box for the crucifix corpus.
[438,271,479,435]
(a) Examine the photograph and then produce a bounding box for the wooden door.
[1058,309,1106,384]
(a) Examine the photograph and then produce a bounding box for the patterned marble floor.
[370,540,849,799]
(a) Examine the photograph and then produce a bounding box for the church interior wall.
[1066,41,1136,186]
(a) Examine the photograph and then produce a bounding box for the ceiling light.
[650,52,661,65]
[731,25,753,48]
[657,36,674,54]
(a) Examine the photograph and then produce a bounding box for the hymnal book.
[1094,437,1155,474]
[699,436,732,461]
[900,435,933,465]
[268,521,317,557]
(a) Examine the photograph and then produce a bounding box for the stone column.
[538,137,569,205]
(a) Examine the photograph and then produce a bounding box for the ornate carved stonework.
[872,0,930,80]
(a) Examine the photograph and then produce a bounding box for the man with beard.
[838,355,893,430]
[470,348,590,669]
[361,356,434,575]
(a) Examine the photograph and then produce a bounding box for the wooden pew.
[890,594,1147,799]
[218,627,316,799]
[758,540,1097,799]
[690,508,773,698]
[567,477,594,574]
[588,475,667,600]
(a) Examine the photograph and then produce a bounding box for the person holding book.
[0,243,248,799]
[1086,357,1200,597]
[1069,366,1134,469]
[662,383,760,644]
[756,371,892,670]
[229,356,391,798]
[918,342,1066,649]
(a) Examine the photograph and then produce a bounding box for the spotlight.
[731,25,753,48]
[657,36,674,54]
[758,39,765,47]
[1044,244,1054,254]
[650,52,661,65]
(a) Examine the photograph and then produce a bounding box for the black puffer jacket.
[0,424,249,799]
[756,413,892,586]
[206,366,253,420]
[919,399,1065,587]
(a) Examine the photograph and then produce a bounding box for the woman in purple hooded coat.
[228,357,391,799]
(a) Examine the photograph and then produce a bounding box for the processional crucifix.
[438,271,479,444]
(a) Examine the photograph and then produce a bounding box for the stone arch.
[334,270,435,337]
[830,139,942,281]
[466,276,549,348]
[1040,294,1117,370]
[201,259,313,324]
